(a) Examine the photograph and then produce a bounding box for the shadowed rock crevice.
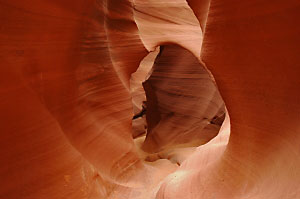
[141,44,225,153]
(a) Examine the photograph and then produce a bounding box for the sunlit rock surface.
[1,0,300,199]
[130,47,160,138]
[133,0,203,57]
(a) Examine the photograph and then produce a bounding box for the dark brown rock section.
[142,44,225,153]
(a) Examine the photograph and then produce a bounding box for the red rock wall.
[0,1,147,198]
[156,0,300,198]
[1,0,300,198]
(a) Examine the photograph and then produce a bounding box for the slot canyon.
[0,0,300,198]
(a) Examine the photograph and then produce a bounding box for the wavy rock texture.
[0,0,148,198]
[156,1,300,199]
[1,0,300,199]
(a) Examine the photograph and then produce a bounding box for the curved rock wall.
[156,0,300,198]
[0,1,148,198]
[142,44,225,153]
[1,0,300,199]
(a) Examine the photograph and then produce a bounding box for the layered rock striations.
[0,0,148,198]
[1,0,300,199]
[156,1,300,199]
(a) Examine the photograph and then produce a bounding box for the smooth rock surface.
[1,0,300,199]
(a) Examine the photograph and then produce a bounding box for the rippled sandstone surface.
[0,0,300,199]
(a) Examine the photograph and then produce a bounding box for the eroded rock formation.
[1,0,300,199]
[142,44,224,153]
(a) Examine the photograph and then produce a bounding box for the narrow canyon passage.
[0,0,300,199]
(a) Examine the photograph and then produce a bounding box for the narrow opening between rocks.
[130,44,229,166]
